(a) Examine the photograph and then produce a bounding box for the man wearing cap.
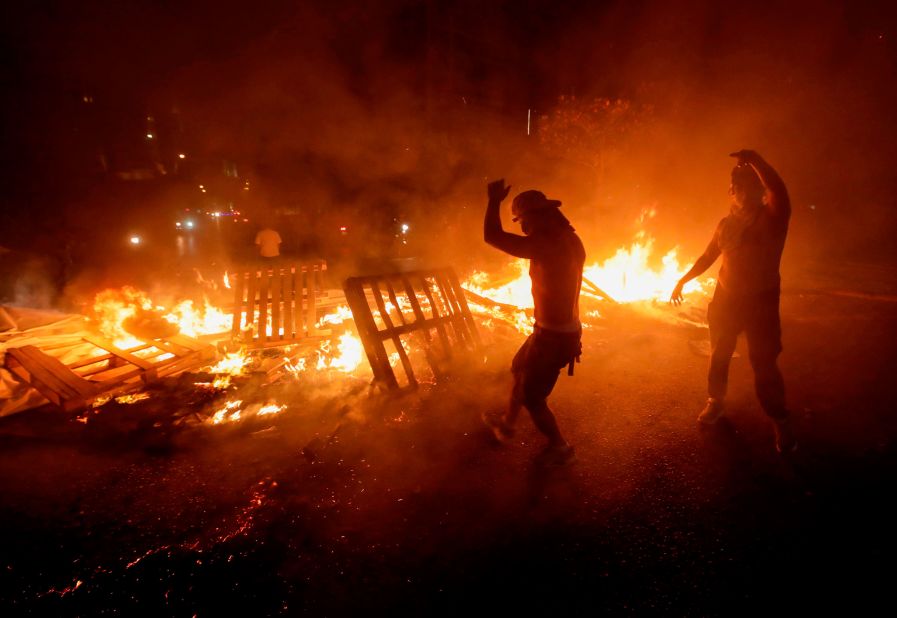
[670,150,796,453]
[482,179,586,466]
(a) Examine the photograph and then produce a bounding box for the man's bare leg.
[524,398,567,447]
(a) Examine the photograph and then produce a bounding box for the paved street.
[1,261,896,615]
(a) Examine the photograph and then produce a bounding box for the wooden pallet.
[4,334,217,412]
[230,261,331,348]
[343,267,481,390]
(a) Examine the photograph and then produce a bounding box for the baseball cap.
[511,190,562,222]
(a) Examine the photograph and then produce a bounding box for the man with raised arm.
[482,179,586,466]
[670,150,796,453]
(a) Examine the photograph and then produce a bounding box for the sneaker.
[773,417,798,454]
[698,398,725,425]
[535,443,576,467]
[481,411,514,443]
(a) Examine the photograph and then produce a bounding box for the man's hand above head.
[487,179,511,203]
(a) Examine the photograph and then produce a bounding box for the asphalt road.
[1,261,896,616]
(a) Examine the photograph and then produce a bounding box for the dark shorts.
[708,286,782,359]
[511,327,582,404]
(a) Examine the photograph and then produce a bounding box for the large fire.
[85,227,708,425]
[463,231,707,331]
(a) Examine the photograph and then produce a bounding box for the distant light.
[146,133,154,139]
[129,236,141,245]
[243,186,250,191]
[212,212,220,217]
[198,184,204,189]
[178,153,186,159]
[201,189,206,193]
[243,218,249,222]
[809,204,816,210]
[185,220,194,229]
[339,225,348,233]
[401,223,409,234]
[175,221,182,228]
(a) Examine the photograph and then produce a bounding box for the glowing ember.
[114,392,150,404]
[283,356,307,379]
[316,304,354,328]
[210,399,243,424]
[258,403,286,416]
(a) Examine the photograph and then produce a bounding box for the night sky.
[2,0,896,261]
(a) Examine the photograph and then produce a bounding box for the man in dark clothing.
[670,150,796,453]
[482,179,586,465]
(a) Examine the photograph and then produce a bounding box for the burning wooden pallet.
[229,261,333,348]
[343,267,481,390]
[4,334,216,412]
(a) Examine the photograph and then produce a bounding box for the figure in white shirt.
[255,226,282,260]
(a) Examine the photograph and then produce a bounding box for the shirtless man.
[482,179,586,465]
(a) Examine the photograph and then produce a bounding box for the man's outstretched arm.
[484,179,536,258]
[670,232,721,305]
[731,149,791,219]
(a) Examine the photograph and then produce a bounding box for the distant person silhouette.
[255,222,282,262]
[670,150,796,453]
[482,179,586,466]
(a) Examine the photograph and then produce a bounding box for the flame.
[208,351,250,376]
[92,287,233,351]
[114,392,150,404]
[210,399,243,424]
[316,332,365,373]
[284,356,307,379]
[164,299,231,338]
[91,287,153,348]
[258,403,285,416]
[583,234,705,302]
[464,231,707,329]
[223,271,232,290]
[465,260,534,309]
[316,304,354,328]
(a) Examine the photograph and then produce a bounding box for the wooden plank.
[343,279,398,389]
[6,346,93,403]
[306,263,318,336]
[258,265,270,343]
[372,315,456,339]
[283,264,294,340]
[432,272,468,347]
[270,266,282,341]
[384,280,408,325]
[416,274,452,359]
[245,268,258,342]
[82,335,157,383]
[442,270,481,348]
[5,353,64,408]
[164,334,206,352]
[231,270,245,337]
[446,270,479,332]
[16,347,88,399]
[370,281,416,388]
